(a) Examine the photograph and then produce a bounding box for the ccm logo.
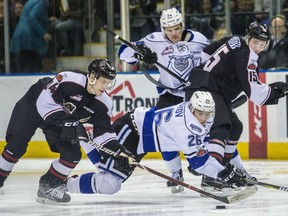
[64,122,79,127]
[253,104,262,138]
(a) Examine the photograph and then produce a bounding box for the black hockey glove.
[76,125,93,142]
[60,114,80,144]
[269,81,288,97]
[134,44,158,67]
[118,145,135,161]
[113,145,135,175]
[217,163,247,187]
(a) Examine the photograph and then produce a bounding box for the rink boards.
[0,71,287,159]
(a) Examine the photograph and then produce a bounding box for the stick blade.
[225,185,258,204]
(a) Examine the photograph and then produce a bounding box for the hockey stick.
[79,136,257,204]
[244,178,288,192]
[231,95,247,109]
[102,25,191,88]
[132,162,257,204]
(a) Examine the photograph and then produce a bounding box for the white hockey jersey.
[118,30,210,97]
[133,102,224,178]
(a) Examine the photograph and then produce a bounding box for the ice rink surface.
[0,159,288,216]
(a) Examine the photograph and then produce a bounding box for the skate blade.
[171,185,184,193]
[226,185,258,204]
[36,196,71,205]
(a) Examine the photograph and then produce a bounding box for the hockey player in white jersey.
[66,91,249,199]
[118,8,210,192]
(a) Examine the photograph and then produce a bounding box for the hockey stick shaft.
[245,178,288,192]
[79,136,255,204]
[132,162,231,203]
[102,25,190,87]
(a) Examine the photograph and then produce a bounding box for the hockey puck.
[216,205,226,209]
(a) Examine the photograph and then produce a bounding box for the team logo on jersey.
[168,54,197,76]
[161,45,173,55]
[248,63,257,70]
[189,123,202,133]
[69,94,83,101]
[148,33,155,40]
[176,43,188,53]
[228,37,241,49]
[56,74,63,82]
[196,148,207,156]
[79,116,91,123]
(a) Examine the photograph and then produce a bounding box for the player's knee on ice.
[67,172,122,195]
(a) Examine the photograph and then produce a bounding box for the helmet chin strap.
[87,74,97,95]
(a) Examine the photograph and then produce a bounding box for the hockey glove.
[269,81,288,97]
[134,44,158,67]
[118,145,135,162]
[77,125,93,142]
[113,145,135,175]
[60,114,80,144]
[217,163,247,187]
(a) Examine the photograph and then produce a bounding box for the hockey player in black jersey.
[0,59,134,204]
[185,21,288,190]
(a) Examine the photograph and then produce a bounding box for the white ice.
[0,159,288,216]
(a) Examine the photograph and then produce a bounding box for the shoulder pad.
[227,36,242,49]
[146,32,165,42]
[184,29,210,45]
[96,92,113,114]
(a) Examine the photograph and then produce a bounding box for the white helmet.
[190,91,215,113]
[160,8,184,33]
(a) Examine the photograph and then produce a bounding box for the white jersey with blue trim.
[133,102,224,178]
[118,30,210,97]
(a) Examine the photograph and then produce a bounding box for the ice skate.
[36,173,71,204]
[167,169,184,193]
[36,183,71,204]
[0,175,7,188]
[201,175,233,194]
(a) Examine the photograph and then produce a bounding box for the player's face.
[193,109,212,125]
[164,24,183,43]
[248,38,268,54]
[89,76,113,95]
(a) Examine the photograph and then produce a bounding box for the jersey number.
[188,134,202,147]
[154,108,173,126]
[249,71,260,83]
[203,45,229,72]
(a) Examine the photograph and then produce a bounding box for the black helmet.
[88,58,116,80]
[246,22,270,41]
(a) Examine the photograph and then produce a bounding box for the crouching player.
[64,91,250,199]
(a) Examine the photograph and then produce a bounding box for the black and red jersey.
[187,35,279,105]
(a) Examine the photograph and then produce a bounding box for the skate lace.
[46,185,67,199]
[171,170,182,180]
[171,172,180,180]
